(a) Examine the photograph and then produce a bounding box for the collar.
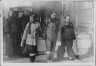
[50,18,57,23]
[30,21,36,24]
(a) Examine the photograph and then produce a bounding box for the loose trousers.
[46,28,58,60]
[57,39,76,59]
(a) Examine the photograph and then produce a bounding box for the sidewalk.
[3,55,94,63]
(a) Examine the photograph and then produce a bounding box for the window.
[81,2,93,9]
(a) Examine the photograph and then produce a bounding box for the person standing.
[20,14,40,62]
[45,12,60,62]
[16,11,23,56]
[7,11,19,57]
[57,15,77,60]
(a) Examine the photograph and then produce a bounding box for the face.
[51,13,56,19]
[30,16,34,22]
[19,12,23,18]
[65,16,70,22]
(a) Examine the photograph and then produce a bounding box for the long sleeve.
[58,15,66,41]
[22,23,29,41]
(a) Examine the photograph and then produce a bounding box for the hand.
[20,41,23,47]
[75,32,78,36]
[20,44,23,47]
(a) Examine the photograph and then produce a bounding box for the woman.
[46,12,60,62]
[57,15,79,60]
[20,14,40,62]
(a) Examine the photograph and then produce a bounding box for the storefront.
[3,0,94,62]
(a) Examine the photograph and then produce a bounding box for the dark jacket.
[61,22,76,40]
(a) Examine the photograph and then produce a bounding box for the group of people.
[20,12,79,62]
[7,9,79,63]
[7,11,28,57]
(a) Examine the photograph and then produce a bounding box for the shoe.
[68,57,75,60]
[29,56,35,62]
[75,55,80,59]
[68,58,75,60]
[46,60,53,63]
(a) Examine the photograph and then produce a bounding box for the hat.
[51,11,56,15]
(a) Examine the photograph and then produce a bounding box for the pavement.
[3,55,94,63]
[3,35,94,63]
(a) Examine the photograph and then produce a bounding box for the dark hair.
[64,15,71,19]
[29,14,38,23]
[51,11,57,15]
[30,14,35,19]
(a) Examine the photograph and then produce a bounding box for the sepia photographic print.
[1,0,95,66]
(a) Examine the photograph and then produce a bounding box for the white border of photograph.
[1,0,95,66]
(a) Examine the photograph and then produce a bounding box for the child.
[20,14,40,62]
